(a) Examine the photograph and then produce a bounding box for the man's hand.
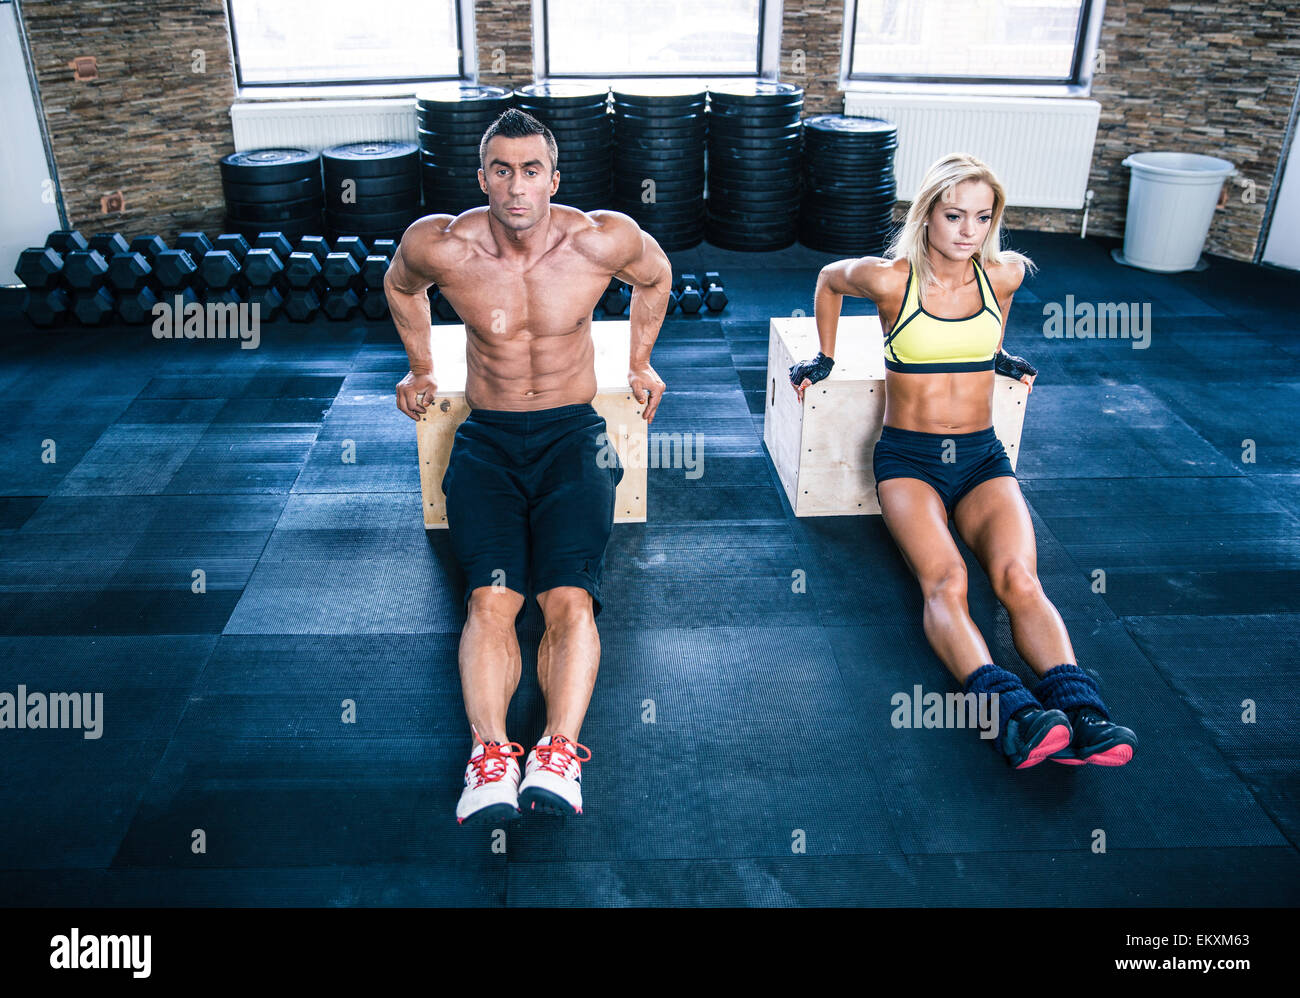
[994,350,1038,393]
[629,363,666,423]
[790,351,834,402]
[396,370,438,421]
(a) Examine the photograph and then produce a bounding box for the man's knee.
[536,585,595,629]
[467,585,525,625]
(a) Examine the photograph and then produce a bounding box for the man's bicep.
[387,220,447,293]
[612,226,671,289]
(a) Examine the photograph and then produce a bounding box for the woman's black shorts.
[872,424,1016,517]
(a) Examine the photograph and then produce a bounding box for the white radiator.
[229,99,418,153]
[842,93,1100,209]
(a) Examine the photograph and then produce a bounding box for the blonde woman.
[790,153,1136,769]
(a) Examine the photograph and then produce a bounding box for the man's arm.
[385,216,452,420]
[588,211,674,422]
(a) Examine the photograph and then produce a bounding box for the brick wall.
[19,0,235,240]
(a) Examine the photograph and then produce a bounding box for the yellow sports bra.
[883,257,1003,373]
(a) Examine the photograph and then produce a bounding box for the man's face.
[479,134,559,230]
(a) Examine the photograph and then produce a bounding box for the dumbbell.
[63,249,110,292]
[153,249,199,290]
[370,239,397,260]
[600,279,631,316]
[676,273,703,314]
[322,251,362,319]
[72,288,116,326]
[23,287,71,328]
[89,233,130,258]
[15,247,63,289]
[117,285,160,325]
[44,230,89,254]
[247,285,284,321]
[129,235,168,262]
[702,271,727,312]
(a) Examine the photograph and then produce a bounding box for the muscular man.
[385,108,673,824]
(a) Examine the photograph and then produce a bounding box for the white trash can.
[1116,152,1236,272]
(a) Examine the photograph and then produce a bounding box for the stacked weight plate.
[416,84,512,215]
[512,83,611,213]
[220,149,323,242]
[611,84,707,251]
[705,81,804,251]
[322,141,421,242]
[798,115,899,254]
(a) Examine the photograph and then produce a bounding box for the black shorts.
[441,403,624,617]
[872,424,1015,517]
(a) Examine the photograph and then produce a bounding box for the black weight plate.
[708,188,803,208]
[415,83,511,109]
[706,221,799,240]
[513,104,610,123]
[801,189,899,208]
[227,196,324,222]
[708,182,802,200]
[220,149,320,185]
[803,144,899,162]
[612,110,707,129]
[707,120,803,140]
[613,136,705,155]
[612,100,706,119]
[325,173,421,198]
[803,113,898,138]
[707,80,803,103]
[416,110,500,133]
[321,141,419,178]
[615,196,705,215]
[417,139,483,159]
[416,121,497,142]
[327,207,419,229]
[326,189,423,213]
[612,83,707,104]
[514,81,608,104]
[222,175,323,203]
[707,99,803,119]
[708,134,802,152]
[224,216,319,238]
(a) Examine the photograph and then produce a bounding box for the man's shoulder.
[563,206,642,263]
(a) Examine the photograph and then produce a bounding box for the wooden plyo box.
[416,320,648,529]
[763,315,1029,517]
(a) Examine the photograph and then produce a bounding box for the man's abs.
[464,324,599,411]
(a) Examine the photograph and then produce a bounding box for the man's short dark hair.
[479,108,558,173]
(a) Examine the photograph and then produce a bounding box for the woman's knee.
[921,563,968,606]
[989,560,1042,607]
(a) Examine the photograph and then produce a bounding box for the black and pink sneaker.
[519,734,591,816]
[456,731,524,825]
[1050,707,1137,766]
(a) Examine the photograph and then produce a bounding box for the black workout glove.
[789,351,834,387]
[994,349,1037,380]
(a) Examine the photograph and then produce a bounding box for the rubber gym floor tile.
[595,522,814,629]
[0,863,506,907]
[224,558,463,634]
[291,440,419,493]
[113,734,488,868]
[650,483,788,523]
[138,373,346,399]
[823,620,1288,855]
[1021,478,1299,616]
[1146,379,1300,471]
[1252,474,1300,519]
[503,847,1300,907]
[114,397,227,423]
[0,738,172,870]
[50,424,209,496]
[496,720,727,863]
[209,397,332,424]
[191,632,459,692]
[1122,613,1300,846]
[1015,385,1245,480]
[0,496,44,531]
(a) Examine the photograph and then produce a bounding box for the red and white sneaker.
[455,730,524,825]
[518,734,591,816]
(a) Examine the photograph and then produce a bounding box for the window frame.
[840,0,1107,98]
[224,0,472,92]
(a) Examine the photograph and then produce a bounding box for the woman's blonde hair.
[885,152,1036,291]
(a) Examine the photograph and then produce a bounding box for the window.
[541,0,765,78]
[227,0,463,88]
[846,0,1099,88]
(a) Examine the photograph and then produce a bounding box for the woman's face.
[926,179,995,260]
